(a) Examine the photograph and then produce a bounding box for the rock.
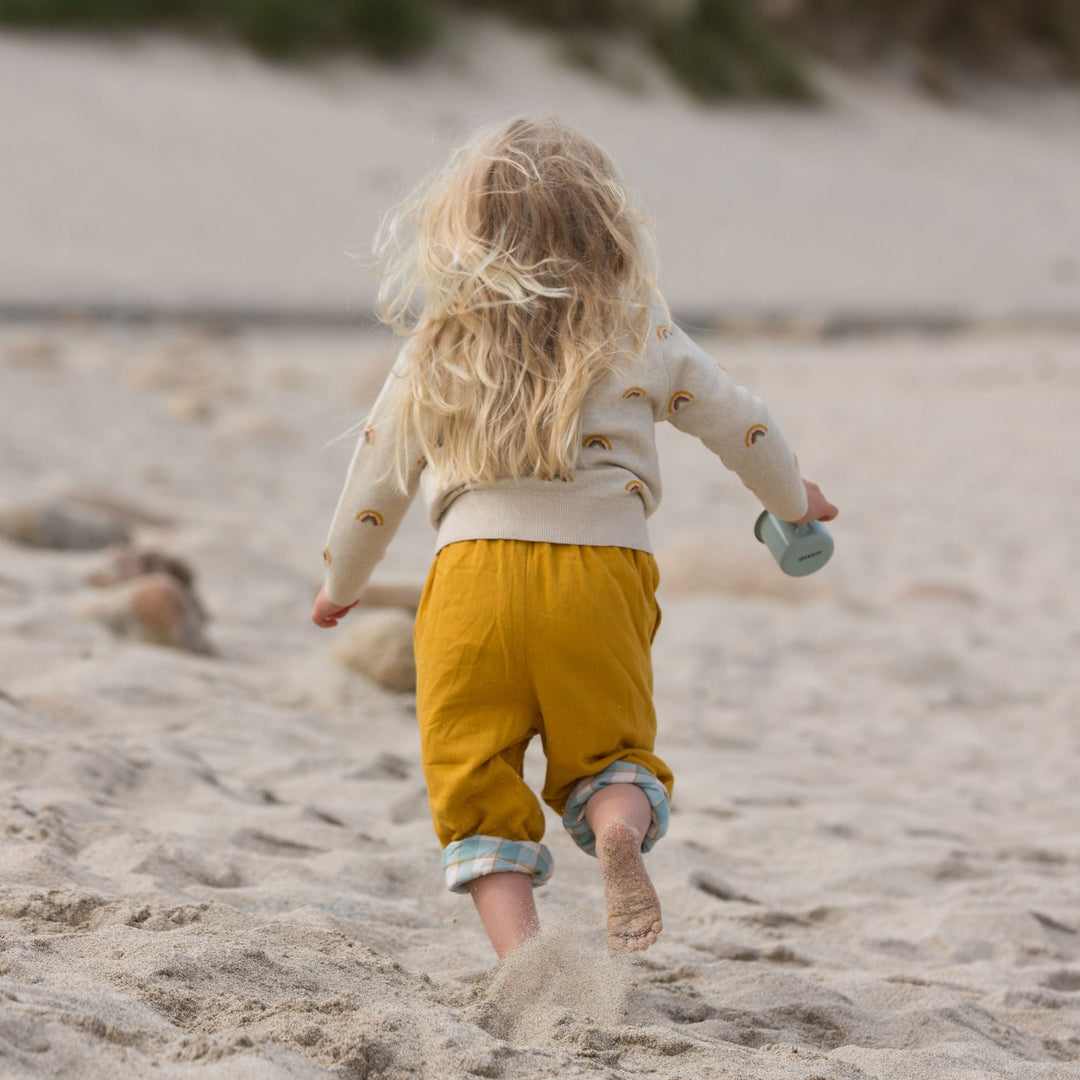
[0,503,131,551]
[0,495,172,551]
[64,493,173,527]
[3,334,61,370]
[88,546,196,592]
[165,389,216,422]
[330,610,416,692]
[357,582,424,615]
[80,572,213,654]
[122,337,245,436]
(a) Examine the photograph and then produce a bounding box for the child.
[312,117,837,959]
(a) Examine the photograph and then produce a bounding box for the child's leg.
[468,871,540,959]
[414,543,556,960]
[525,546,671,952]
[584,781,653,842]
[585,783,663,952]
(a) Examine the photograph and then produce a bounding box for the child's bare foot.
[596,819,662,952]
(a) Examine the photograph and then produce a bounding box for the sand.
[2,14,1079,1080]
[2,18,1080,322]
[2,317,1078,1079]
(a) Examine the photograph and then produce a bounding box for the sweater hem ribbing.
[434,490,652,554]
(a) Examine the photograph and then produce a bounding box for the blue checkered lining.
[441,835,554,894]
[562,760,670,857]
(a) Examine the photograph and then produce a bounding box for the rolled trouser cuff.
[561,761,670,856]
[441,835,554,894]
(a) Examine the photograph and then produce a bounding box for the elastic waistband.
[434,490,652,555]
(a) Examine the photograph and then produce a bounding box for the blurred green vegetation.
[0,0,442,59]
[777,1,1080,78]
[0,0,1076,94]
[0,0,821,99]
[649,0,817,102]
[454,0,817,100]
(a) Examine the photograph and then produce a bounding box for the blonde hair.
[374,116,658,487]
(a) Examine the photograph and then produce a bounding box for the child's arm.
[314,363,424,625]
[659,322,813,522]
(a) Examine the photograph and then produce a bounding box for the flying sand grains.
[469,910,632,1046]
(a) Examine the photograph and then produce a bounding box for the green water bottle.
[754,511,834,577]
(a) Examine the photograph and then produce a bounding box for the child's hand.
[793,480,838,524]
[311,585,358,628]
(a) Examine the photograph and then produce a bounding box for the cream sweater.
[322,308,808,607]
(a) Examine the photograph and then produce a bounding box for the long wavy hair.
[374,116,658,487]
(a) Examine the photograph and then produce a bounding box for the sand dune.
[2,19,1080,322]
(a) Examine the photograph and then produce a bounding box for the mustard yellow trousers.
[413,540,674,892]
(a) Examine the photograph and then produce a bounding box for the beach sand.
[2,319,1077,1079]
[2,14,1080,1079]
[2,17,1080,321]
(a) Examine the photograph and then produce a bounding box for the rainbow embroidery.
[356,509,385,526]
[322,547,332,565]
[622,387,646,399]
[656,325,671,340]
[625,480,644,494]
[582,434,612,450]
[668,391,694,413]
[363,424,376,445]
[745,424,768,446]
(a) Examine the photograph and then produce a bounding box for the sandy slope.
[1,319,1077,1078]
[1,18,1080,319]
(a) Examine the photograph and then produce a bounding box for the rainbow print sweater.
[322,307,808,607]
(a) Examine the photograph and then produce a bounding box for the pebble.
[358,582,423,615]
[81,572,213,654]
[3,334,61,370]
[329,610,416,693]
[88,547,201,613]
[0,503,131,551]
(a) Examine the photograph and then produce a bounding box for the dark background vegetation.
[0,0,1077,99]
